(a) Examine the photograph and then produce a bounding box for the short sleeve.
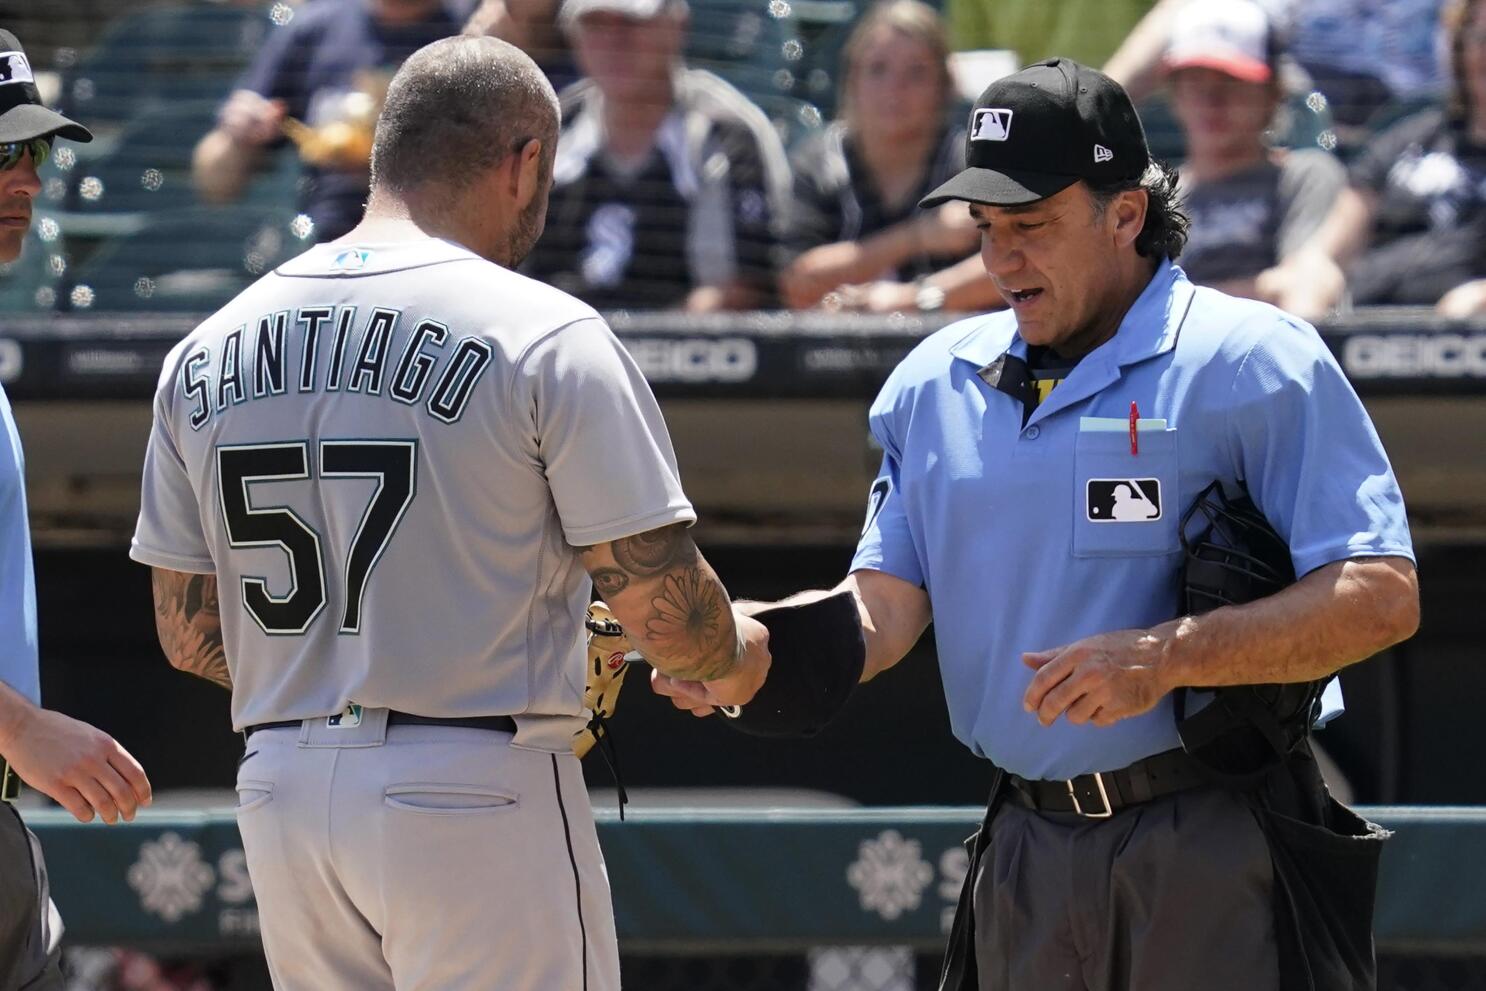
[1226,319,1415,578]
[235,17,312,113]
[850,451,925,588]
[518,318,696,546]
[130,390,214,574]
[1275,150,1345,259]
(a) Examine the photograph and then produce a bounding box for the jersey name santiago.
[131,238,695,731]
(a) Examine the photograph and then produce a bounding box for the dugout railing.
[24,805,1486,989]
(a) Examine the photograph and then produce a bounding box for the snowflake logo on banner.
[127,832,216,923]
[846,829,934,921]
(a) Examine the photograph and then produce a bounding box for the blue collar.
[947,259,1193,371]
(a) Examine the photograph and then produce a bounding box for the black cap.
[0,30,92,145]
[920,58,1147,208]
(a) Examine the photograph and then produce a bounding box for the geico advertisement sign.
[624,337,757,383]
[1343,333,1486,378]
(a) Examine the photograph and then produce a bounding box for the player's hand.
[651,612,771,716]
[0,707,152,824]
[1021,628,1173,729]
[218,90,287,147]
[780,241,870,309]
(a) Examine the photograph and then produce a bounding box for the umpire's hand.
[1022,628,1172,729]
[0,707,152,824]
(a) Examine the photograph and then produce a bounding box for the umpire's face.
[0,140,42,264]
[971,181,1149,357]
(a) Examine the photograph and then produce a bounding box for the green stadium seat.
[56,101,220,224]
[57,4,272,127]
[61,206,312,313]
[0,219,67,313]
[686,0,804,114]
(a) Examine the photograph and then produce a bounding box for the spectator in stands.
[191,0,464,242]
[1108,0,1445,132]
[521,0,789,311]
[782,0,1001,314]
[1258,0,1486,317]
[464,0,578,91]
[0,30,151,990]
[1166,0,1344,298]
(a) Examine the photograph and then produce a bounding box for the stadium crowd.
[2,0,1484,319]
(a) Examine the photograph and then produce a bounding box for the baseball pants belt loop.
[244,712,518,737]
[1004,747,1210,818]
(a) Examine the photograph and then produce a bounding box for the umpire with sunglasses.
[0,30,153,991]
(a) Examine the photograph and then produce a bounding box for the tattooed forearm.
[151,569,232,691]
[576,524,740,680]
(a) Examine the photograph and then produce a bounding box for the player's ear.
[512,137,544,210]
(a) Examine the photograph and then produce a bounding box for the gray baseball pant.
[235,713,620,990]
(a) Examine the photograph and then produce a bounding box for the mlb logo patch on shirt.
[0,52,34,86]
[1087,478,1162,522]
[971,108,1014,142]
[327,703,364,728]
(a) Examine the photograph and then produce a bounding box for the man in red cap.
[0,29,153,991]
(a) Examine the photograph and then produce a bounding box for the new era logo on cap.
[971,108,1014,142]
[1094,144,1114,163]
[0,52,34,86]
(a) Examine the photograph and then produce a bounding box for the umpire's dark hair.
[1087,159,1190,260]
[371,36,560,196]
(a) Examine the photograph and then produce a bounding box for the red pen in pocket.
[1129,401,1139,456]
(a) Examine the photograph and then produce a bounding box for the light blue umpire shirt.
[0,383,40,707]
[851,259,1415,781]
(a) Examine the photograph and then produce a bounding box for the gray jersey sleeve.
[516,317,696,546]
[1275,149,1346,261]
[131,383,215,573]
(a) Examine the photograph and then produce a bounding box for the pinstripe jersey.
[131,237,694,732]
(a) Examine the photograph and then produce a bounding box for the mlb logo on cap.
[971,108,1014,142]
[0,51,33,86]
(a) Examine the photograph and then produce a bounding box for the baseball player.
[658,59,1419,990]
[0,30,153,991]
[132,36,766,990]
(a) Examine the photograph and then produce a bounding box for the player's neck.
[354,191,502,263]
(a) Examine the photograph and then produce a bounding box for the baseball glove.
[573,601,634,759]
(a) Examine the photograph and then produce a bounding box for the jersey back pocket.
[1072,426,1180,558]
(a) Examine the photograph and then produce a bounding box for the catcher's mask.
[1175,481,1329,782]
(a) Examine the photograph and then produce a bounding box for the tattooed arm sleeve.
[577,524,742,682]
[150,568,232,691]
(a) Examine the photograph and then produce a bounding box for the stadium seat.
[61,206,311,313]
[57,4,272,127]
[0,219,66,313]
[686,0,804,115]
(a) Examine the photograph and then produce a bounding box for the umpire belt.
[246,712,518,737]
[1003,747,1209,819]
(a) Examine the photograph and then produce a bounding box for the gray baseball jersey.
[130,237,695,733]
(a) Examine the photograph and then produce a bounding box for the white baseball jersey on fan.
[130,237,692,991]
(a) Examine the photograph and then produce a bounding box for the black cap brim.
[919,166,1077,209]
[0,104,92,144]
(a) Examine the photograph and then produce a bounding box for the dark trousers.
[940,750,1387,991]
[971,786,1278,991]
[0,804,62,991]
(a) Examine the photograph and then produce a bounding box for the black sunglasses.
[0,138,51,171]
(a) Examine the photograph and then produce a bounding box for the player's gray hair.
[371,35,560,196]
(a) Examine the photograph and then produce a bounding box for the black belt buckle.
[1,761,18,803]
[1066,771,1113,818]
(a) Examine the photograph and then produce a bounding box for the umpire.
[657,58,1419,991]
[0,31,153,991]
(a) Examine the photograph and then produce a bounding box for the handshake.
[574,591,866,757]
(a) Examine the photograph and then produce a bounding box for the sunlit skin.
[848,26,945,152]
[1169,66,1278,175]
[970,182,1155,357]
[0,143,41,263]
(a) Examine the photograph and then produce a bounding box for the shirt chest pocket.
[1072,427,1180,558]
